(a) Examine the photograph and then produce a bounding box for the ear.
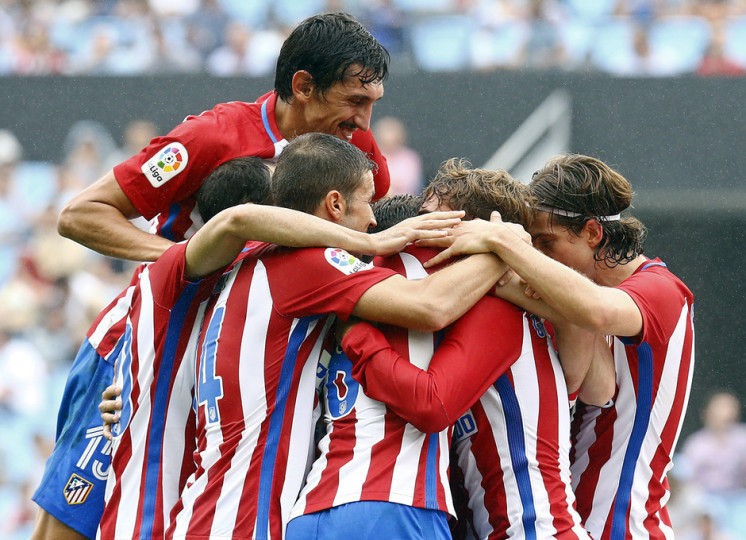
[291,71,315,103]
[583,219,604,249]
[324,190,347,223]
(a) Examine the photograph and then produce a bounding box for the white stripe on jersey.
[88,283,136,351]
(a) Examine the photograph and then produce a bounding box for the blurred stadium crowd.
[2,1,746,539]
[1,0,746,76]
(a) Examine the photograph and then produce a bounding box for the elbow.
[408,412,452,434]
[57,202,77,240]
[414,300,457,332]
[578,380,616,408]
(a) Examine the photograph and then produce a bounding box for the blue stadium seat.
[272,0,326,27]
[217,0,269,27]
[725,16,746,68]
[393,0,454,14]
[565,0,617,22]
[410,15,472,72]
[558,19,597,67]
[588,18,636,74]
[470,20,530,69]
[648,16,711,73]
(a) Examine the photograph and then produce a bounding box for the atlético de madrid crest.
[64,473,94,505]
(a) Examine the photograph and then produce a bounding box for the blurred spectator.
[697,19,746,75]
[372,116,424,195]
[680,391,746,495]
[207,20,285,76]
[61,119,119,186]
[679,511,735,540]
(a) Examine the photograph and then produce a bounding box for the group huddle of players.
[29,11,694,540]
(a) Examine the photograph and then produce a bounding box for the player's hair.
[196,157,272,223]
[272,132,375,214]
[423,158,535,226]
[530,154,647,267]
[369,194,423,233]
[274,12,389,102]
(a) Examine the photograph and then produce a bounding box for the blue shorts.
[32,338,117,539]
[286,501,452,540]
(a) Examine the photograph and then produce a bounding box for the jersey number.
[198,306,225,425]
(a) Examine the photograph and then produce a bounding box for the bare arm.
[184,205,464,280]
[577,336,617,407]
[58,170,175,262]
[424,213,644,337]
[352,253,505,332]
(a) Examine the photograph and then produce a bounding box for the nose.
[367,206,377,228]
[355,102,374,132]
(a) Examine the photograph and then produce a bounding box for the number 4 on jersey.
[198,306,225,425]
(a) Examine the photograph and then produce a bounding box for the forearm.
[344,324,452,433]
[552,319,597,394]
[488,232,610,331]
[58,200,174,261]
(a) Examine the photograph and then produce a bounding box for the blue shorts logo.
[325,347,359,419]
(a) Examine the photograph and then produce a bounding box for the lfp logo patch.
[141,142,189,188]
[324,248,371,275]
[64,474,94,505]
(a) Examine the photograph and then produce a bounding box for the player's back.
[290,245,455,522]
[168,243,396,540]
[451,313,590,540]
[98,243,219,540]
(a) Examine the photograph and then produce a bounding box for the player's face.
[306,68,384,142]
[528,211,597,278]
[341,170,377,232]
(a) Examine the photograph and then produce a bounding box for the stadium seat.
[393,0,454,14]
[648,16,712,74]
[410,15,472,72]
[588,18,637,74]
[470,19,530,69]
[272,0,326,27]
[217,0,269,27]
[724,16,746,68]
[565,0,617,22]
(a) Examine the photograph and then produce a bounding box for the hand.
[368,210,464,257]
[422,211,531,268]
[100,384,122,441]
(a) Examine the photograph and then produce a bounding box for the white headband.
[537,205,621,221]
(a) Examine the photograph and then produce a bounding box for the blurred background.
[1,0,745,538]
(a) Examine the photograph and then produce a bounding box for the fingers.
[103,424,113,441]
[496,268,515,287]
[415,236,454,249]
[423,247,454,268]
[102,384,121,401]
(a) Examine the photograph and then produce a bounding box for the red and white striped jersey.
[290,247,455,521]
[451,315,589,540]
[570,259,695,540]
[167,244,396,540]
[113,92,390,242]
[98,242,219,540]
[339,247,589,539]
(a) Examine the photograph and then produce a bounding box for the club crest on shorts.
[324,248,371,275]
[64,473,94,505]
[141,142,188,188]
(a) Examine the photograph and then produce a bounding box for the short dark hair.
[274,12,389,102]
[369,194,423,233]
[423,158,535,226]
[530,154,647,267]
[272,132,375,214]
[196,157,272,222]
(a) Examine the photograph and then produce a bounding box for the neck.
[274,97,305,141]
[594,254,647,287]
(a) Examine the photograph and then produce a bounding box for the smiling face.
[340,170,377,232]
[303,68,384,142]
